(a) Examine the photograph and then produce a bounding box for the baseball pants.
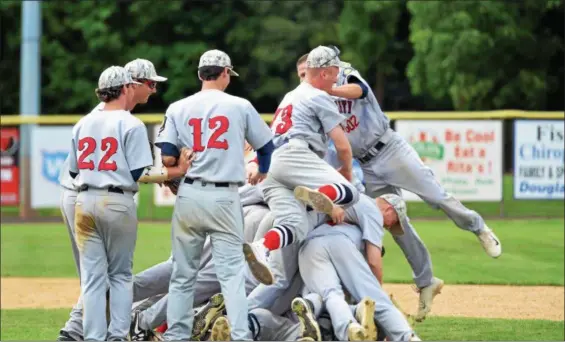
[299,234,416,341]
[75,188,138,341]
[361,130,485,233]
[239,184,266,207]
[248,308,301,341]
[165,181,252,341]
[261,140,360,249]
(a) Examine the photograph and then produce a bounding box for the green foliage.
[406,0,563,110]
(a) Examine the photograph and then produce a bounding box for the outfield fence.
[1,110,563,219]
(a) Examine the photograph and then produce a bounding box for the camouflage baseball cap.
[306,45,341,68]
[98,66,141,90]
[198,49,239,76]
[379,193,408,236]
[124,58,167,82]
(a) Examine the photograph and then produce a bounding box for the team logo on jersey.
[408,131,445,162]
[158,116,167,134]
[41,150,68,184]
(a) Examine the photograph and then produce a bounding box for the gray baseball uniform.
[68,104,153,340]
[335,65,486,232]
[157,78,273,340]
[259,80,360,253]
[299,222,417,341]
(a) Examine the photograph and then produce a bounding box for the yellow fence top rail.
[1,110,563,125]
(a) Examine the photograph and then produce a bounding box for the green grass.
[2,220,563,285]
[2,175,564,219]
[1,309,563,341]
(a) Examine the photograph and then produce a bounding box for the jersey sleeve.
[345,196,384,248]
[313,93,347,133]
[68,137,79,173]
[124,123,154,171]
[155,107,179,147]
[245,102,274,150]
[344,67,370,89]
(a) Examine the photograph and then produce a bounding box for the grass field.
[1,219,564,340]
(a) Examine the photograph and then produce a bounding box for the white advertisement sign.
[394,120,503,201]
[31,126,73,208]
[513,120,564,199]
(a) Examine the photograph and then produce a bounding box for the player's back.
[272,82,345,159]
[72,109,147,192]
[169,89,253,184]
[335,66,390,157]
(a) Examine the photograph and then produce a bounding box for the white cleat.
[210,316,231,341]
[414,277,444,322]
[477,226,502,258]
[347,322,368,341]
[294,186,335,216]
[243,239,274,285]
[354,297,377,340]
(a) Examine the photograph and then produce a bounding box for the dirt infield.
[2,278,563,321]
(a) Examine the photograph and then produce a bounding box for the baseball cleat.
[477,225,502,258]
[129,310,157,341]
[192,293,226,340]
[410,333,422,341]
[294,186,335,216]
[210,316,231,341]
[414,277,444,322]
[243,240,274,285]
[292,297,322,341]
[354,297,377,340]
[56,330,79,341]
[347,322,367,341]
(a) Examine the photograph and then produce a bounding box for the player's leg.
[74,193,108,340]
[132,258,173,302]
[325,237,417,341]
[243,204,271,243]
[363,136,501,257]
[98,192,138,340]
[208,190,253,341]
[298,238,366,341]
[130,295,167,341]
[247,308,303,341]
[239,183,265,207]
[164,194,208,341]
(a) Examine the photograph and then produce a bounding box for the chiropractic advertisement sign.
[513,120,564,200]
[395,120,503,202]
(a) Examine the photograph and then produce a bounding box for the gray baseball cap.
[98,66,141,90]
[379,193,408,236]
[198,49,239,76]
[124,58,167,82]
[306,45,341,68]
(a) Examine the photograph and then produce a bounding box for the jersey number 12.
[188,116,230,152]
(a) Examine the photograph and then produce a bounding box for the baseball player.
[244,45,361,286]
[155,49,274,341]
[57,58,168,341]
[67,66,191,341]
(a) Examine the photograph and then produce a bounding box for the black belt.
[80,186,124,194]
[357,141,386,164]
[184,178,230,188]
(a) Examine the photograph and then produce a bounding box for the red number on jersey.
[188,115,230,152]
[272,104,293,135]
[77,137,119,171]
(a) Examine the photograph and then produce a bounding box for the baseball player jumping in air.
[57,58,169,342]
[67,66,192,341]
[244,45,361,286]
[155,49,274,341]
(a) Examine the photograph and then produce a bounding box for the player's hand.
[330,205,346,224]
[177,147,195,172]
[248,170,267,185]
[338,166,353,182]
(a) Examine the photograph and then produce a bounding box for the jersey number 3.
[188,116,230,152]
[272,104,293,135]
[77,137,118,171]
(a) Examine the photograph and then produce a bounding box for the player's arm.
[365,242,383,284]
[327,70,369,99]
[328,126,354,180]
[154,109,181,167]
[68,137,79,179]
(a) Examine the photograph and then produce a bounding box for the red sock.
[318,184,338,202]
[155,323,167,333]
[263,230,281,250]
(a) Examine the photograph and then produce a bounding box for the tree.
[406,0,564,110]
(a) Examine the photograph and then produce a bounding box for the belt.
[79,186,124,194]
[357,128,394,164]
[184,178,230,188]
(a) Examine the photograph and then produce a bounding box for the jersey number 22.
[77,137,118,171]
[188,116,230,152]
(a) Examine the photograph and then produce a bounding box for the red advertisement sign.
[1,127,20,206]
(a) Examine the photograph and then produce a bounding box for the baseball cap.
[306,45,341,68]
[198,49,239,76]
[98,66,141,90]
[124,58,168,82]
[379,193,408,236]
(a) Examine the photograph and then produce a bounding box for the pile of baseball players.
[56,45,502,341]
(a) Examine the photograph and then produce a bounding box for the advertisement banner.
[394,120,503,201]
[1,127,20,206]
[513,120,564,199]
[31,126,73,208]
